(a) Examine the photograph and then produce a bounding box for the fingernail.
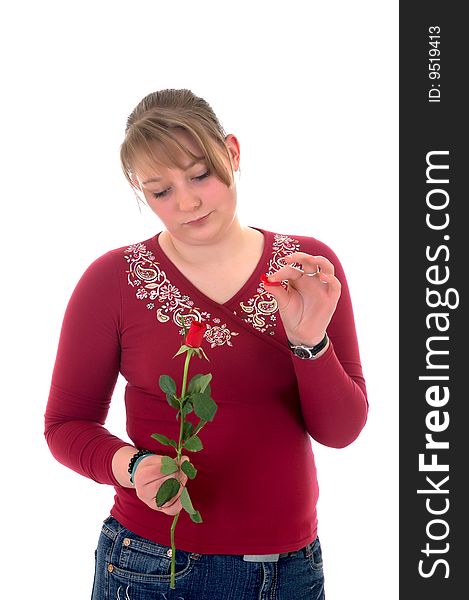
[260,273,281,286]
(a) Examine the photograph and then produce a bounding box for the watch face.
[295,347,313,359]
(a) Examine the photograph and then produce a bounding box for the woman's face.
[133,130,240,245]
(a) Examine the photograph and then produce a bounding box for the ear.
[225,134,241,171]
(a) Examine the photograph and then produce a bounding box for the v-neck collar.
[150,226,273,309]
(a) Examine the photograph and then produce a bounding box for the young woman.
[45,88,368,599]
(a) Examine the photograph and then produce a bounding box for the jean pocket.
[109,529,198,584]
[305,536,324,573]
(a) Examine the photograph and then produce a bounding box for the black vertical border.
[400,2,467,598]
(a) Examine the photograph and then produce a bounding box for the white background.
[1,1,398,598]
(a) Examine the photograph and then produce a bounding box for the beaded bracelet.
[128,449,154,485]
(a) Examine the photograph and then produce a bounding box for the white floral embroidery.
[124,243,240,347]
[124,233,301,345]
[205,324,239,348]
[158,284,181,301]
[238,233,301,334]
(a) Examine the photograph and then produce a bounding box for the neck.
[161,219,254,268]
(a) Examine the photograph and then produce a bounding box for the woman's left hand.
[262,252,342,346]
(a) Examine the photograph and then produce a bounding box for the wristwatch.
[288,334,328,360]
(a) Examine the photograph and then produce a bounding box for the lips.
[186,212,211,224]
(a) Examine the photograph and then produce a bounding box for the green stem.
[170,511,180,589]
[171,348,192,590]
[177,349,193,460]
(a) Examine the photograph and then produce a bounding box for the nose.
[176,188,202,213]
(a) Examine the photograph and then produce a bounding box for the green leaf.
[151,433,178,449]
[151,433,171,446]
[187,373,212,394]
[183,435,203,452]
[159,375,176,396]
[182,401,193,417]
[155,478,181,507]
[160,456,178,475]
[193,419,206,436]
[180,487,197,515]
[192,392,218,422]
[181,460,197,480]
[190,510,203,523]
[173,344,190,358]
[182,421,195,440]
[199,347,210,362]
[166,393,180,410]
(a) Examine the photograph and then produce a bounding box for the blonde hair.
[120,89,237,193]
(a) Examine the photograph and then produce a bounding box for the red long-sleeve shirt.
[44,227,368,554]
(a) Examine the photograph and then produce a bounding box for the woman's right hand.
[133,455,189,516]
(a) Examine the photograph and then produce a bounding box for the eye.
[193,171,210,181]
[151,171,210,199]
[152,189,169,199]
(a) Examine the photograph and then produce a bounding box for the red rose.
[185,321,207,348]
[153,316,214,588]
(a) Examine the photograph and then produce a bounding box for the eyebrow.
[142,158,205,185]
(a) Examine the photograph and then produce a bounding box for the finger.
[162,492,185,515]
[318,272,342,298]
[162,501,182,516]
[281,253,335,276]
[261,265,304,285]
[139,467,188,502]
[259,273,292,311]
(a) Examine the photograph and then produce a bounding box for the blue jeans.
[91,516,325,599]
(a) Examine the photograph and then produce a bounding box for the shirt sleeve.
[44,251,131,485]
[291,241,368,448]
